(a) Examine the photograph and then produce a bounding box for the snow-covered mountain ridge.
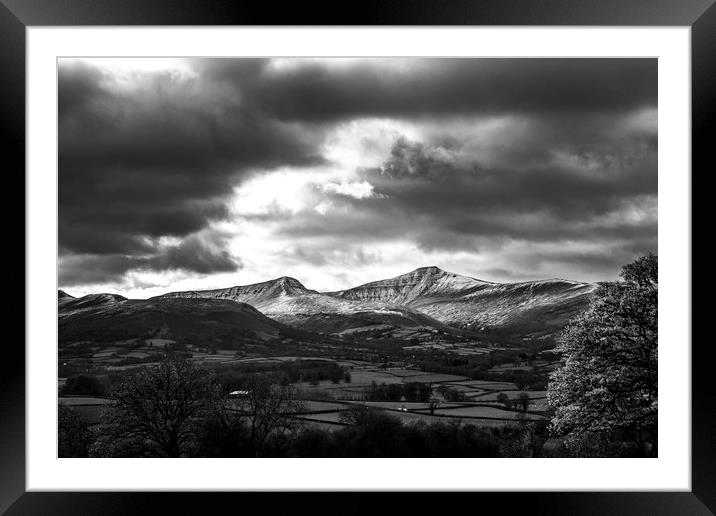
[152,266,596,336]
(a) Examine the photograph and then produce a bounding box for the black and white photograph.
[57,57,658,459]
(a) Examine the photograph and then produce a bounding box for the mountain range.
[58,289,311,348]
[154,266,595,336]
[59,266,596,347]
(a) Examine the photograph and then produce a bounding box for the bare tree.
[518,392,531,412]
[428,396,441,415]
[239,374,305,457]
[58,404,93,457]
[95,358,217,457]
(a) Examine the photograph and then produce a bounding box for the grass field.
[300,411,348,423]
[337,369,406,386]
[432,405,545,420]
[447,380,519,391]
[406,373,470,383]
[299,400,350,412]
[59,396,111,405]
[358,401,460,411]
[385,368,430,377]
[59,344,554,432]
[474,390,547,401]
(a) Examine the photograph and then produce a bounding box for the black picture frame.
[2,1,710,514]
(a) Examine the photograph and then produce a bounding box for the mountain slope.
[58,292,128,316]
[155,276,455,334]
[58,293,302,348]
[412,278,595,335]
[335,266,493,304]
[154,267,595,337]
[336,266,595,335]
[160,276,319,307]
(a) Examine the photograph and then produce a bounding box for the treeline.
[415,350,549,390]
[213,360,349,392]
[364,381,433,402]
[59,402,547,458]
[291,408,541,457]
[59,359,351,398]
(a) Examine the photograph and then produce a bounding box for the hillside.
[155,276,453,334]
[336,267,594,336]
[58,294,313,349]
[335,266,493,303]
[155,267,595,337]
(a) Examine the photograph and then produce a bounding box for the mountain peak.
[413,266,444,274]
[84,293,127,303]
[274,276,303,285]
[154,275,313,306]
[58,289,74,299]
[268,276,309,294]
[338,266,491,304]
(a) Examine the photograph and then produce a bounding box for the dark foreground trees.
[86,358,307,457]
[201,375,305,457]
[91,359,217,457]
[291,407,511,457]
[64,355,546,457]
[548,254,658,456]
[58,404,94,457]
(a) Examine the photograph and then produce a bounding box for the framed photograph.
[4,0,711,513]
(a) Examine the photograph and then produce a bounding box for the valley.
[58,266,586,430]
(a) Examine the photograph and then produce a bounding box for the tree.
[518,392,531,413]
[548,254,657,456]
[437,385,461,402]
[496,392,511,409]
[61,374,107,396]
[240,375,305,457]
[427,396,441,415]
[95,358,217,457]
[58,404,94,457]
[513,374,529,391]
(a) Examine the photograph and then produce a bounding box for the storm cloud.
[59,58,657,292]
[274,129,656,251]
[59,59,324,275]
[207,58,656,122]
[58,233,241,285]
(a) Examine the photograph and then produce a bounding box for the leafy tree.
[338,406,408,456]
[548,254,657,456]
[499,417,549,457]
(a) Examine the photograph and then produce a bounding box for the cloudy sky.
[58,58,657,298]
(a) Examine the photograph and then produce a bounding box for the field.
[431,405,543,420]
[295,400,546,427]
[474,390,547,401]
[59,357,549,430]
[60,329,555,432]
[446,381,519,390]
